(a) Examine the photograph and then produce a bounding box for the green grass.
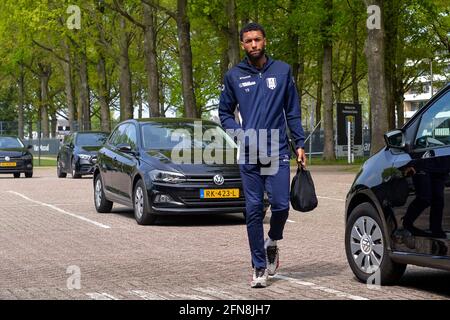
[30,155,368,169]
[289,156,367,173]
[33,157,57,167]
[298,157,368,166]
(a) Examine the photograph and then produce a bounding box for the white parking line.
[192,287,249,300]
[86,292,119,300]
[274,274,369,300]
[317,196,345,202]
[8,191,111,229]
[128,290,168,300]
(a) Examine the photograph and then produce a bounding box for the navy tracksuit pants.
[239,155,291,269]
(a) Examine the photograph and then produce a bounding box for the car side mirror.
[384,129,405,150]
[27,145,33,150]
[117,143,133,153]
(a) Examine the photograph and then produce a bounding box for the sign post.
[337,103,363,159]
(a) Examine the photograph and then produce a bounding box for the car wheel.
[94,174,113,213]
[345,202,406,285]
[133,179,157,225]
[13,173,20,178]
[57,158,67,178]
[25,171,33,178]
[71,158,81,179]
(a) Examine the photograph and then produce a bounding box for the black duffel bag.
[290,166,318,212]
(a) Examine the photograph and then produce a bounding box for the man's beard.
[245,47,265,63]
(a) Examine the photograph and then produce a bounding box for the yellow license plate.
[200,189,239,199]
[0,162,16,167]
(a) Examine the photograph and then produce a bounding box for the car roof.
[0,135,20,139]
[132,118,218,126]
[75,131,109,135]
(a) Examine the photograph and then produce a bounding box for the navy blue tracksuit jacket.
[219,56,306,270]
[219,56,305,156]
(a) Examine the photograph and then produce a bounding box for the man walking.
[219,23,306,288]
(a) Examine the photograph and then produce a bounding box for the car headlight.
[149,170,186,183]
[22,154,33,160]
[78,154,91,160]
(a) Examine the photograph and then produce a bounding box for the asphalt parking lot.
[1,166,450,300]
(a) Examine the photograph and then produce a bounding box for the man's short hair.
[239,22,266,41]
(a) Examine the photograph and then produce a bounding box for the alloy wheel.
[95,178,103,208]
[134,186,144,220]
[72,160,76,177]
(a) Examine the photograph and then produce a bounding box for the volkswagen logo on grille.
[213,174,224,186]
[5,156,10,161]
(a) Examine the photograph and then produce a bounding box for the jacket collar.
[237,55,274,74]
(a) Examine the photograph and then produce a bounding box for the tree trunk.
[364,0,388,155]
[322,0,335,161]
[96,54,111,132]
[226,0,240,68]
[27,115,33,140]
[18,65,25,139]
[220,38,230,81]
[62,39,75,133]
[395,85,405,126]
[119,16,133,120]
[143,2,160,117]
[287,0,300,84]
[316,54,323,129]
[297,40,305,97]
[51,112,57,138]
[138,87,143,119]
[76,90,83,132]
[79,49,91,131]
[159,76,165,117]
[176,0,197,118]
[351,14,359,104]
[384,0,398,130]
[38,63,51,138]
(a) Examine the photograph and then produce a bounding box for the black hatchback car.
[345,83,450,285]
[57,131,109,178]
[0,135,33,178]
[93,118,263,225]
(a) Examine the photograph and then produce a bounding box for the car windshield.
[76,133,108,146]
[0,137,24,149]
[141,122,237,150]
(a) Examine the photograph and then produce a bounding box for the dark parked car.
[57,131,109,178]
[345,83,450,285]
[93,118,268,225]
[0,135,33,178]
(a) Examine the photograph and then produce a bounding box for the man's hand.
[297,148,306,168]
[404,166,416,176]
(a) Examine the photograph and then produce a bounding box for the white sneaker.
[265,239,279,276]
[251,268,268,288]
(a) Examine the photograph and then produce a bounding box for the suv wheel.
[25,171,33,178]
[57,158,67,178]
[94,174,113,213]
[13,173,20,178]
[133,179,157,225]
[71,158,81,179]
[345,202,406,285]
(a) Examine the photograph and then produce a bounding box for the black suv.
[345,83,450,285]
[93,118,267,225]
[57,131,109,178]
[0,135,33,178]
